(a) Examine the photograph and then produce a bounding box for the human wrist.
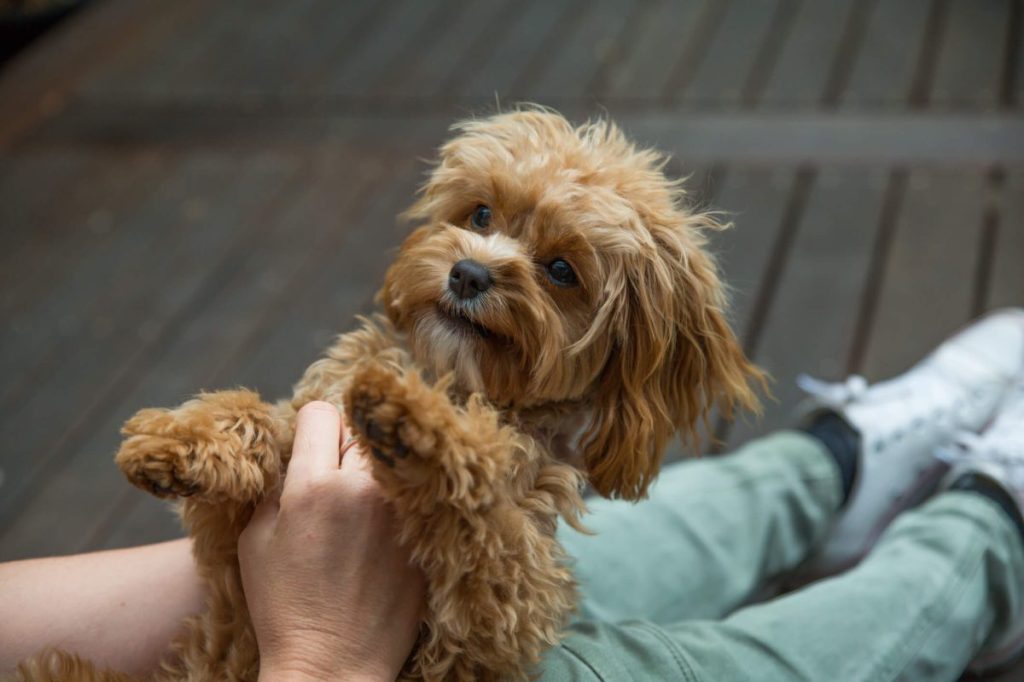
[258,661,391,682]
[259,645,394,682]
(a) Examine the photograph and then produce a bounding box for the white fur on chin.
[415,311,486,393]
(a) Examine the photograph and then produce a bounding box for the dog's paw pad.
[371,447,396,468]
[118,442,204,499]
[345,368,435,468]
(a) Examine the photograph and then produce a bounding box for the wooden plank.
[26,107,1024,166]
[228,165,423,398]
[758,0,858,108]
[675,0,782,108]
[263,0,380,96]
[708,166,804,451]
[0,153,287,460]
[200,0,325,97]
[0,0,193,147]
[88,162,423,554]
[526,0,635,101]
[727,168,888,447]
[0,154,380,559]
[602,0,708,102]
[0,0,1015,589]
[658,163,725,463]
[1014,0,1024,107]
[321,0,451,98]
[0,149,94,272]
[286,1,393,98]
[659,166,795,460]
[128,0,384,102]
[82,0,241,103]
[79,0,224,101]
[0,157,198,406]
[0,154,301,540]
[931,0,1013,110]
[817,0,878,107]
[859,168,987,381]
[372,0,513,100]
[677,163,724,211]
[622,113,1024,165]
[457,0,575,99]
[145,3,264,100]
[94,494,184,551]
[0,152,166,329]
[0,156,216,409]
[841,0,932,109]
[987,168,1024,310]
[707,167,799,337]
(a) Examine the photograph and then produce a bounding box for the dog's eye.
[470,205,492,230]
[546,259,578,287]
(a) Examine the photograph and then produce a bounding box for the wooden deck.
[0,0,1021,653]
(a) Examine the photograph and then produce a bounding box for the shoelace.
[938,385,1024,489]
[796,374,869,405]
[798,368,981,452]
[938,433,1024,493]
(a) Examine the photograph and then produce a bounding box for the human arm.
[0,538,204,677]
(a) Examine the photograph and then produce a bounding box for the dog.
[16,107,762,681]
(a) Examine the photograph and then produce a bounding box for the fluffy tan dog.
[16,108,761,682]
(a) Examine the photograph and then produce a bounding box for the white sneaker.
[797,308,1024,577]
[938,377,1024,675]
[939,378,1024,502]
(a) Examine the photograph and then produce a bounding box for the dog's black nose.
[448,259,493,300]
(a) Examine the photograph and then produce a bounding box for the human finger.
[339,436,374,479]
[284,401,343,488]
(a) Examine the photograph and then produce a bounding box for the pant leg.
[542,491,1024,681]
[560,431,842,624]
[656,491,1024,681]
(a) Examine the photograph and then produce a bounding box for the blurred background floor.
[0,0,1021,661]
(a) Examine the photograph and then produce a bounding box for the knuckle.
[344,472,385,504]
[304,471,339,496]
[281,472,339,509]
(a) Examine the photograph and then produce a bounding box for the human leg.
[547,315,1024,682]
[655,489,1024,682]
[800,309,1024,575]
[939,374,1024,672]
[560,430,843,624]
[542,489,1024,682]
[563,309,1024,625]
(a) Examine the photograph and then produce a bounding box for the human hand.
[239,401,426,682]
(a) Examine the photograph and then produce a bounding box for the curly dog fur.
[14,107,762,682]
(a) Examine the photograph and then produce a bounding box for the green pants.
[542,431,1024,681]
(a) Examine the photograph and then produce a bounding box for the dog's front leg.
[344,363,584,682]
[115,389,287,507]
[113,389,293,681]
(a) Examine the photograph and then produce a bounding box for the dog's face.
[381,109,761,499]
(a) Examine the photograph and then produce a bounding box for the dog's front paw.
[115,391,279,502]
[345,364,445,478]
[117,409,207,498]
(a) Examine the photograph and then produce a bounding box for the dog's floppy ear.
[580,212,764,501]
